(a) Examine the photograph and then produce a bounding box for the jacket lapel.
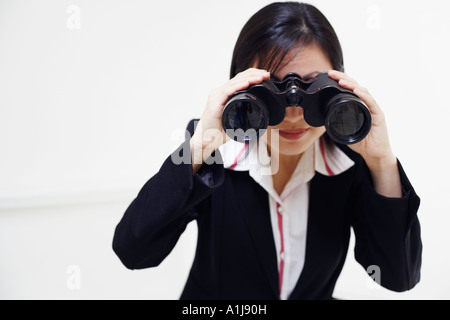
[288,171,352,299]
[231,171,279,298]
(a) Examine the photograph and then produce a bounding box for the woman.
[113,2,422,300]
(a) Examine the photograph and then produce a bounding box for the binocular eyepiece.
[221,72,372,145]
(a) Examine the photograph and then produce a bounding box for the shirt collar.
[219,136,355,178]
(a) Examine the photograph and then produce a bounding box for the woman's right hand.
[190,68,271,172]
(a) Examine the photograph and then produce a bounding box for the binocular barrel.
[221,73,372,145]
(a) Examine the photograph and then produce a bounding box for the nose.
[284,106,304,123]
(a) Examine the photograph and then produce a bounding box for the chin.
[279,143,312,156]
[265,128,326,157]
[277,140,312,156]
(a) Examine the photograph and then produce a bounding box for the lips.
[278,128,310,141]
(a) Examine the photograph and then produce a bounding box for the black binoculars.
[221,72,372,145]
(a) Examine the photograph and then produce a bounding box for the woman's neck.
[270,148,303,196]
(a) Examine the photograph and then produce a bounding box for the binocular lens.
[222,95,269,142]
[328,103,364,136]
[326,95,372,144]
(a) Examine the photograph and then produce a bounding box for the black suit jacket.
[113,120,422,300]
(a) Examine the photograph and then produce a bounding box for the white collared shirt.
[219,137,355,300]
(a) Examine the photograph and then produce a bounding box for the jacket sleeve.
[112,119,225,270]
[350,159,422,292]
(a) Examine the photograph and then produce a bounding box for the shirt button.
[280,252,286,260]
[278,207,284,214]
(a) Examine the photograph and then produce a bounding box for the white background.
[0,0,449,299]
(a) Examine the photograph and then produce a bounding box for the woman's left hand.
[328,70,396,171]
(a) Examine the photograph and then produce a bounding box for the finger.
[222,80,252,97]
[235,68,270,80]
[233,70,270,84]
[337,79,369,94]
[328,70,371,97]
[213,71,270,107]
[328,70,356,82]
[353,87,383,116]
[328,70,359,87]
[225,72,270,95]
[328,71,382,118]
[218,78,261,104]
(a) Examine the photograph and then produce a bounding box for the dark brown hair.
[230,2,344,78]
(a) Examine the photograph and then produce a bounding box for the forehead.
[275,43,333,79]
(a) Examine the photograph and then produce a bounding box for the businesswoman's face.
[263,43,333,157]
